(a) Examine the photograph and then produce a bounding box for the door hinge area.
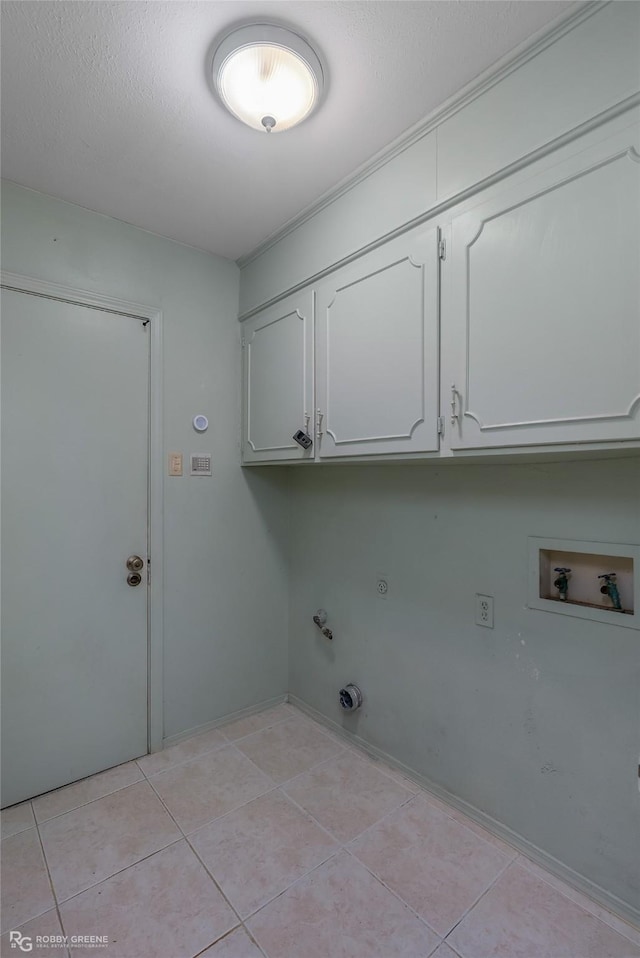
[438,238,446,261]
[437,416,445,436]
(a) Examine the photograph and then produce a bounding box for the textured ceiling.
[1,1,575,261]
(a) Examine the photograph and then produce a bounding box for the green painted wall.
[288,458,640,917]
[1,181,290,739]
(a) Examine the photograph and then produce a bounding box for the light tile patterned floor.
[2,702,639,958]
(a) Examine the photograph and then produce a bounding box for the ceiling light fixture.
[212,23,324,133]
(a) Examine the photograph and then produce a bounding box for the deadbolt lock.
[127,572,142,587]
[126,555,144,572]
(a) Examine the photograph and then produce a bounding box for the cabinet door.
[242,290,314,463]
[315,226,440,458]
[442,115,640,449]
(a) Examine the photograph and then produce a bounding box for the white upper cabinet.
[315,226,440,458]
[242,291,314,462]
[441,113,640,449]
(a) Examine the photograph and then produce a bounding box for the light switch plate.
[168,452,183,476]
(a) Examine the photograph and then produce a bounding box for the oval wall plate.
[193,415,209,432]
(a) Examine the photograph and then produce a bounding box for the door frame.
[1,270,164,755]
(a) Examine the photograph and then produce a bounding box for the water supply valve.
[313,609,333,640]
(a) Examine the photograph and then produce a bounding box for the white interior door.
[1,288,149,807]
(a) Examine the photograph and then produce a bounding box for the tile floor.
[2,702,639,958]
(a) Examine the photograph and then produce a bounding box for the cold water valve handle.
[313,609,333,640]
[598,573,622,610]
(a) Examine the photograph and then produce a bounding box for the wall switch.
[168,452,183,477]
[475,594,494,628]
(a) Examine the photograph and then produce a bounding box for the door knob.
[127,572,142,587]
[126,555,144,572]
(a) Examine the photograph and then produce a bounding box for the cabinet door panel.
[316,227,439,458]
[444,118,640,448]
[242,291,314,462]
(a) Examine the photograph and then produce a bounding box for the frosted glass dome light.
[212,24,324,133]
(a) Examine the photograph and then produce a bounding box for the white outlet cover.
[475,593,494,628]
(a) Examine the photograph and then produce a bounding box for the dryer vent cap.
[339,684,363,711]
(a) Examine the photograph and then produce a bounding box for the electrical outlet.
[475,594,494,628]
[376,577,389,598]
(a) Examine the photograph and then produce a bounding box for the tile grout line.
[347,784,516,868]
[339,793,517,942]
[184,835,269,958]
[514,853,640,947]
[52,837,186,909]
[275,787,355,847]
[143,709,347,795]
[344,790,423,849]
[137,767,245,930]
[190,924,267,958]
[229,716,321,752]
[167,737,367,931]
[137,738,230,779]
[33,808,71,958]
[141,742,279,829]
[147,769,342,946]
[236,844,342,926]
[341,846,444,944]
[227,739,343,790]
[442,854,516,944]
[32,768,147,826]
[145,762,346,949]
[179,779,340,848]
[437,939,466,958]
[274,745,361,791]
[0,800,37,840]
[227,783,437,934]
[185,787,344,928]
[219,711,300,746]
[150,711,420,845]
[288,704,530,838]
[143,756,277,848]
[241,849,347,926]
